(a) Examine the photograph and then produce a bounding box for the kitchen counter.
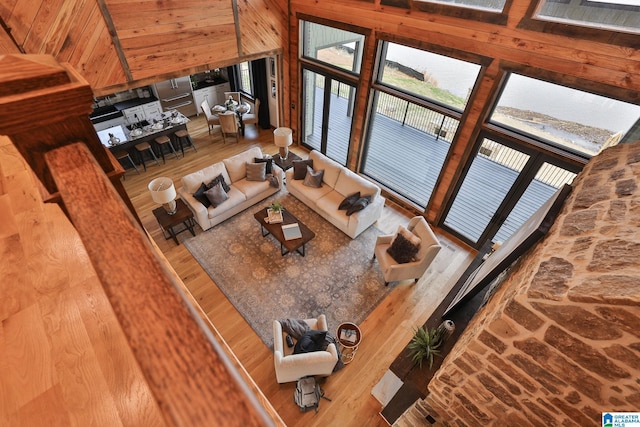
[112,96,158,110]
[192,78,228,90]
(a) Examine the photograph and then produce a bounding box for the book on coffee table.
[282,223,302,240]
[267,208,283,224]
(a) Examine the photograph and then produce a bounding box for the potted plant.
[270,201,283,213]
[408,326,442,369]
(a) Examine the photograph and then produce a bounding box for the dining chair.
[241,98,260,130]
[201,99,220,135]
[219,111,240,144]
[224,91,241,104]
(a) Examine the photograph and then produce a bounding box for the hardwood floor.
[120,116,476,426]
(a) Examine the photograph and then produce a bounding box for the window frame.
[379,0,512,24]
[518,0,640,47]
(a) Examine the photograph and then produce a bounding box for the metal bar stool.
[174,129,197,156]
[114,150,140,178]
[155,135,180,163]
[134,142,160,171]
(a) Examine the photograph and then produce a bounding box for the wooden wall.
[287,0,640,224]
[0,0,287,95]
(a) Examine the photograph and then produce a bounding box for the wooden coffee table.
[254,207,315,256]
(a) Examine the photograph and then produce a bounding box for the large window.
[379,43,480,111]
[302,21,365,75]
[237,61,253,96]
[535,0,640,34]
[490,73,640,157]
[415,0,507,11]
[362,42,481,207]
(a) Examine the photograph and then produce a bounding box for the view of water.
[385,43,640,134]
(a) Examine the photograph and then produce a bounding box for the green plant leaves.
[408,326,442,369]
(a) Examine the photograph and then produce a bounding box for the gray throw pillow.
[204,182,229,208]
[208,173,230,193]
[254,157,273,174]
[339,192,361,210]
[246,161,266,181]
[303,166,324,188]
[346,195,371,216]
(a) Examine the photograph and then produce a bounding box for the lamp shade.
[148,177,176,204]
[273,127,293,148]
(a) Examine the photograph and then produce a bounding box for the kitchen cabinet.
[193,87,216,115]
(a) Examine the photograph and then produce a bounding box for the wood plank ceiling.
[0,0,286,93]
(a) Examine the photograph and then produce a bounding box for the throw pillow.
[338,192,361,210]
[303,166,324,188]
[246,161,266,181]
[293,330,327,354]
[397,225,422,248]
[204,182,229,208]
[208,173,231,193]
[254,157,273,174]
[292,159,313,180]
[387,232,420,264]
[193,182,212,208]
[346,195,371,216]
[267,174,279,188]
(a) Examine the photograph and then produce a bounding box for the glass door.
[301,68,354,165]
[441,137,578,248]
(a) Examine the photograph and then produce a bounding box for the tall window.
[362,42,481,208]
[490,73,640,157]
[300,20,365,165]
[237,61,253,96]
[535,0,640,34]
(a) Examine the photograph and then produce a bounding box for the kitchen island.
[98,110,189,166]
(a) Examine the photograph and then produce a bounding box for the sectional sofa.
[285,150,385,238]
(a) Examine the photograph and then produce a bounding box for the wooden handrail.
[0,54,280,427]
[46,142,274,426]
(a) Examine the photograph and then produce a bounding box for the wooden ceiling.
[0,0,286,94]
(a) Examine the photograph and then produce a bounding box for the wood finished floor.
[120,116,476,427]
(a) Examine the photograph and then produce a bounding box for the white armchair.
[374,216,442,286]
[273,314,339,383]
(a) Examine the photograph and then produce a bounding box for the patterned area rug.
[183,191,390,348]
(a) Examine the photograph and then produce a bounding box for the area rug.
[183,192,390,348]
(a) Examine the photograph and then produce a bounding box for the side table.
[152,198,196,245]
[272,152,301,171]
[336,322,362,364]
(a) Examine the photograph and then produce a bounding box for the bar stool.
[174,129,197,156]
[134,142,160,171]
[155,135,180,163]
[114,150,140,178]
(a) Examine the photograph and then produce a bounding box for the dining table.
[97,110,189,165]
[213,102,250,136]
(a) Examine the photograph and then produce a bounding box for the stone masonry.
[399,142,640,426]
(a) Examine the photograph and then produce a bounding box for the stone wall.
[410,142,640,426]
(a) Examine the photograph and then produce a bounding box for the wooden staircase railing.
[0,54,282,427]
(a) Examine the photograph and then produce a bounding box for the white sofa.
[285,150,385,238]
[178,147,283,231]
[273,315,339,383]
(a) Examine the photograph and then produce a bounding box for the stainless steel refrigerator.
[153,77,197,117]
